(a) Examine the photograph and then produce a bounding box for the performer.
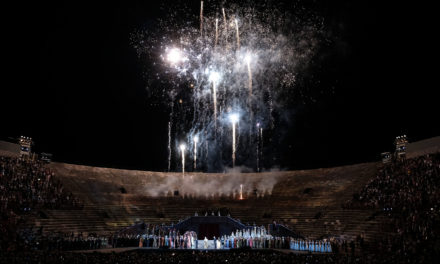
[153,235,157,248]
[138,236,143,248]
[216,237,221,249]
[204,237,208,249]
[170,234,173,248]
[327,242,332,252]
[186,234,191,249]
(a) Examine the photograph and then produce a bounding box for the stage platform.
[70,243,329,255]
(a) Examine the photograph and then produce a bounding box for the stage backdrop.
[198,223,220,240]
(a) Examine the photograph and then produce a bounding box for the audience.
[0,156,83,251]
[345,153,440,261]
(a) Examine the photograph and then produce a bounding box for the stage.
[70,243,329,255]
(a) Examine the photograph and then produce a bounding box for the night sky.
[2,0,438,171]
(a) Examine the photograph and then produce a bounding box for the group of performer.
[138,231,198,249]
[204,234,331,252]
[290,239,332,252]
[136,226,331,252]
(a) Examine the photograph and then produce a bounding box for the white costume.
[204,237,208,249]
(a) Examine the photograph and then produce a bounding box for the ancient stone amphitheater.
[29,160,390,242]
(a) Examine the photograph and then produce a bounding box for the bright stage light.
[193,136,199,143]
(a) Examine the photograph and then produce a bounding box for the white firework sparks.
[132,1,324,172]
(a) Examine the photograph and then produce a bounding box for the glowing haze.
[132,1,324,172]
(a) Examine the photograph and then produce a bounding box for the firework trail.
[193,136,198,170]
[230,113,239,167]
[246,54,253,132]
[246,55,252,96]
[232,122,236,167]
[204,130,209,165]
[180,144,186,177]
[215,18,219,47]
[212,81,217,128]
[256,123,260,172]
[235,18,240,49]
[200,1,204,37]
[222,8,227,43]
[168,121,172,171]
[167,102,174,172]
[132,1,324,171]
[260,126,263,163]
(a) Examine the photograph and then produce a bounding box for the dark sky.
[1,0,438,171]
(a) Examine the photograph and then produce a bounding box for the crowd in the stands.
[345,153,440,260]
[0,156,83,251]
[17,229,111,251]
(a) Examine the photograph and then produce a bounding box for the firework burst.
[132,1,324,172]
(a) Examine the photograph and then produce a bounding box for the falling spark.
[193,136,198,170]
[204,130,209,164]
[200,1,204,37]
[168,121,172,172]
[212,82,217,128]
[246,54,254,135]
[246,54,252,96]
[230,113,239,167]
[268,92,275,129]
[180,144,186,177]
[222,8,227,44]
[232,122,236,167]
[234,18,240,49]
[167,102,174,172]
[240,184,243,200]
[215,18,219,47]
[260,126,263,161]
[256,123,260,172]
[209,71,220,128]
